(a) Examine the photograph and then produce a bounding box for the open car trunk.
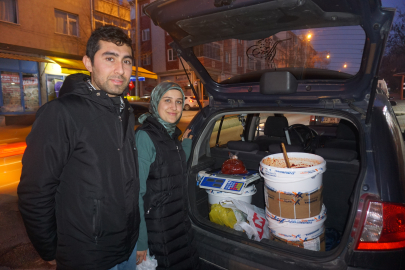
[186,108,363,263]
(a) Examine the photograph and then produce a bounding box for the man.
[18,25,140,270]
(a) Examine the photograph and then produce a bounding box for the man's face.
[83,40,133,97]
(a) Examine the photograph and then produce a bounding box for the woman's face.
[157,89,183,123]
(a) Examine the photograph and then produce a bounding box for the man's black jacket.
[18,73,140,270]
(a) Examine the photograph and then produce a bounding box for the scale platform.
[197,169,260,195]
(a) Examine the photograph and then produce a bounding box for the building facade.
[0,0,133,122]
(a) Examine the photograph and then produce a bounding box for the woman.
[135,81,199,269]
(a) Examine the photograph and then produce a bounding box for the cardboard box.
[265,186,323,219]
[271,232,325,252]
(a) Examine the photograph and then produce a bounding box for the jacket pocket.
[145,191,170,215]
[92,199,101,243]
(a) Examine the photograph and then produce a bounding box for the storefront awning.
[0,52,53,63]
[132,66,157,79]
[47,56,90,75]
[47,56,157,79]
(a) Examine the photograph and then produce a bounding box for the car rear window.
[192,26,366,84]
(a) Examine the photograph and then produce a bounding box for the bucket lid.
[206,184,257,196]
[260,153,326,180]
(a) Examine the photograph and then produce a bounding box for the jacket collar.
[145,116,182,140]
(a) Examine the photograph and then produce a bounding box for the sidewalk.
[0,195,55,270]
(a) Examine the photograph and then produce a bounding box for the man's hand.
[182,129,193,140]
[136,250,147,265]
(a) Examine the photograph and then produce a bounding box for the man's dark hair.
[86,25,133,63]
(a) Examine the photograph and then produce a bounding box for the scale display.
[198,169,260,194]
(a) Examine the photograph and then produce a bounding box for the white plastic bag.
[220,199,270,241]
[137,253,158,270]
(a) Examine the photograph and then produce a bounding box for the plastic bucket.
[260,152,326,193]
[207,185,257,205]
[266,204,327,242]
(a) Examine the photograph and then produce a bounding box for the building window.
[225,52,230,63]
[94,12,130,36]
[193,43,221,61]
[142,29,150,41]
[55,10,78,36]
[131,29,136,42]
[142,54,151,65]
[0,0,18,23]
[248,58,255,70]
[168,49,177,61]
[0,59,41,113]
[255,60,262,71]
[238,56,242,67]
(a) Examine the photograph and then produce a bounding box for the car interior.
[188,111,361,252]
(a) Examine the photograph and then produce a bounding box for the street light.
[343,64,347,68]
[303,33,312,68]
[326,54,330,59]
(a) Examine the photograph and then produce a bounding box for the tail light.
[0,142,27,158]
[356,201,405,250]
[190,99,194,103]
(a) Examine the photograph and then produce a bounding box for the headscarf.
[138,81,185,136]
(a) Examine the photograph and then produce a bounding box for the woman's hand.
[136,250,147,265]
[182,129,193,141]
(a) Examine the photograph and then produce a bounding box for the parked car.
[146,0,405,269]
[184,95,209,111]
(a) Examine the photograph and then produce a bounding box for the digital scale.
[197,169,260,195]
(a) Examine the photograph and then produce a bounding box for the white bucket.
[260,152,326,192]
[207,185,257,205]
[267,204,327,241]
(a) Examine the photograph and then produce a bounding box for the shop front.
[0,53,52,116]
[45,57,90,102]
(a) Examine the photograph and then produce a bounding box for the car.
[184,95,209,111]
[145,0,405,269]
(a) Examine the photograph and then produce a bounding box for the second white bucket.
[267,204,327,242]
[260,152,326,192]
[206,184,257,205]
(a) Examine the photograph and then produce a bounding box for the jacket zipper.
[177,143,190,256]
[146,191,170,214]
[176,145,184,176]
[116,111,131,252]
[93,199,101,244]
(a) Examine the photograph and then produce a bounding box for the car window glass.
[193,25,366,83]
[209,114,244,147]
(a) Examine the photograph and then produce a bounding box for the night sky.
[292,0,405,75]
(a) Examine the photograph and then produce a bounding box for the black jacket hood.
[59,73,92,98]
[59,73,131,108]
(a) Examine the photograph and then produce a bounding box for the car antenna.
[178,55,207,118]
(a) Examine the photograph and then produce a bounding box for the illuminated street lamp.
[326,54,330,59]
[303,33,312,68]
[343,64,347,68]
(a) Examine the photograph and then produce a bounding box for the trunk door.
[145,0,395,110]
